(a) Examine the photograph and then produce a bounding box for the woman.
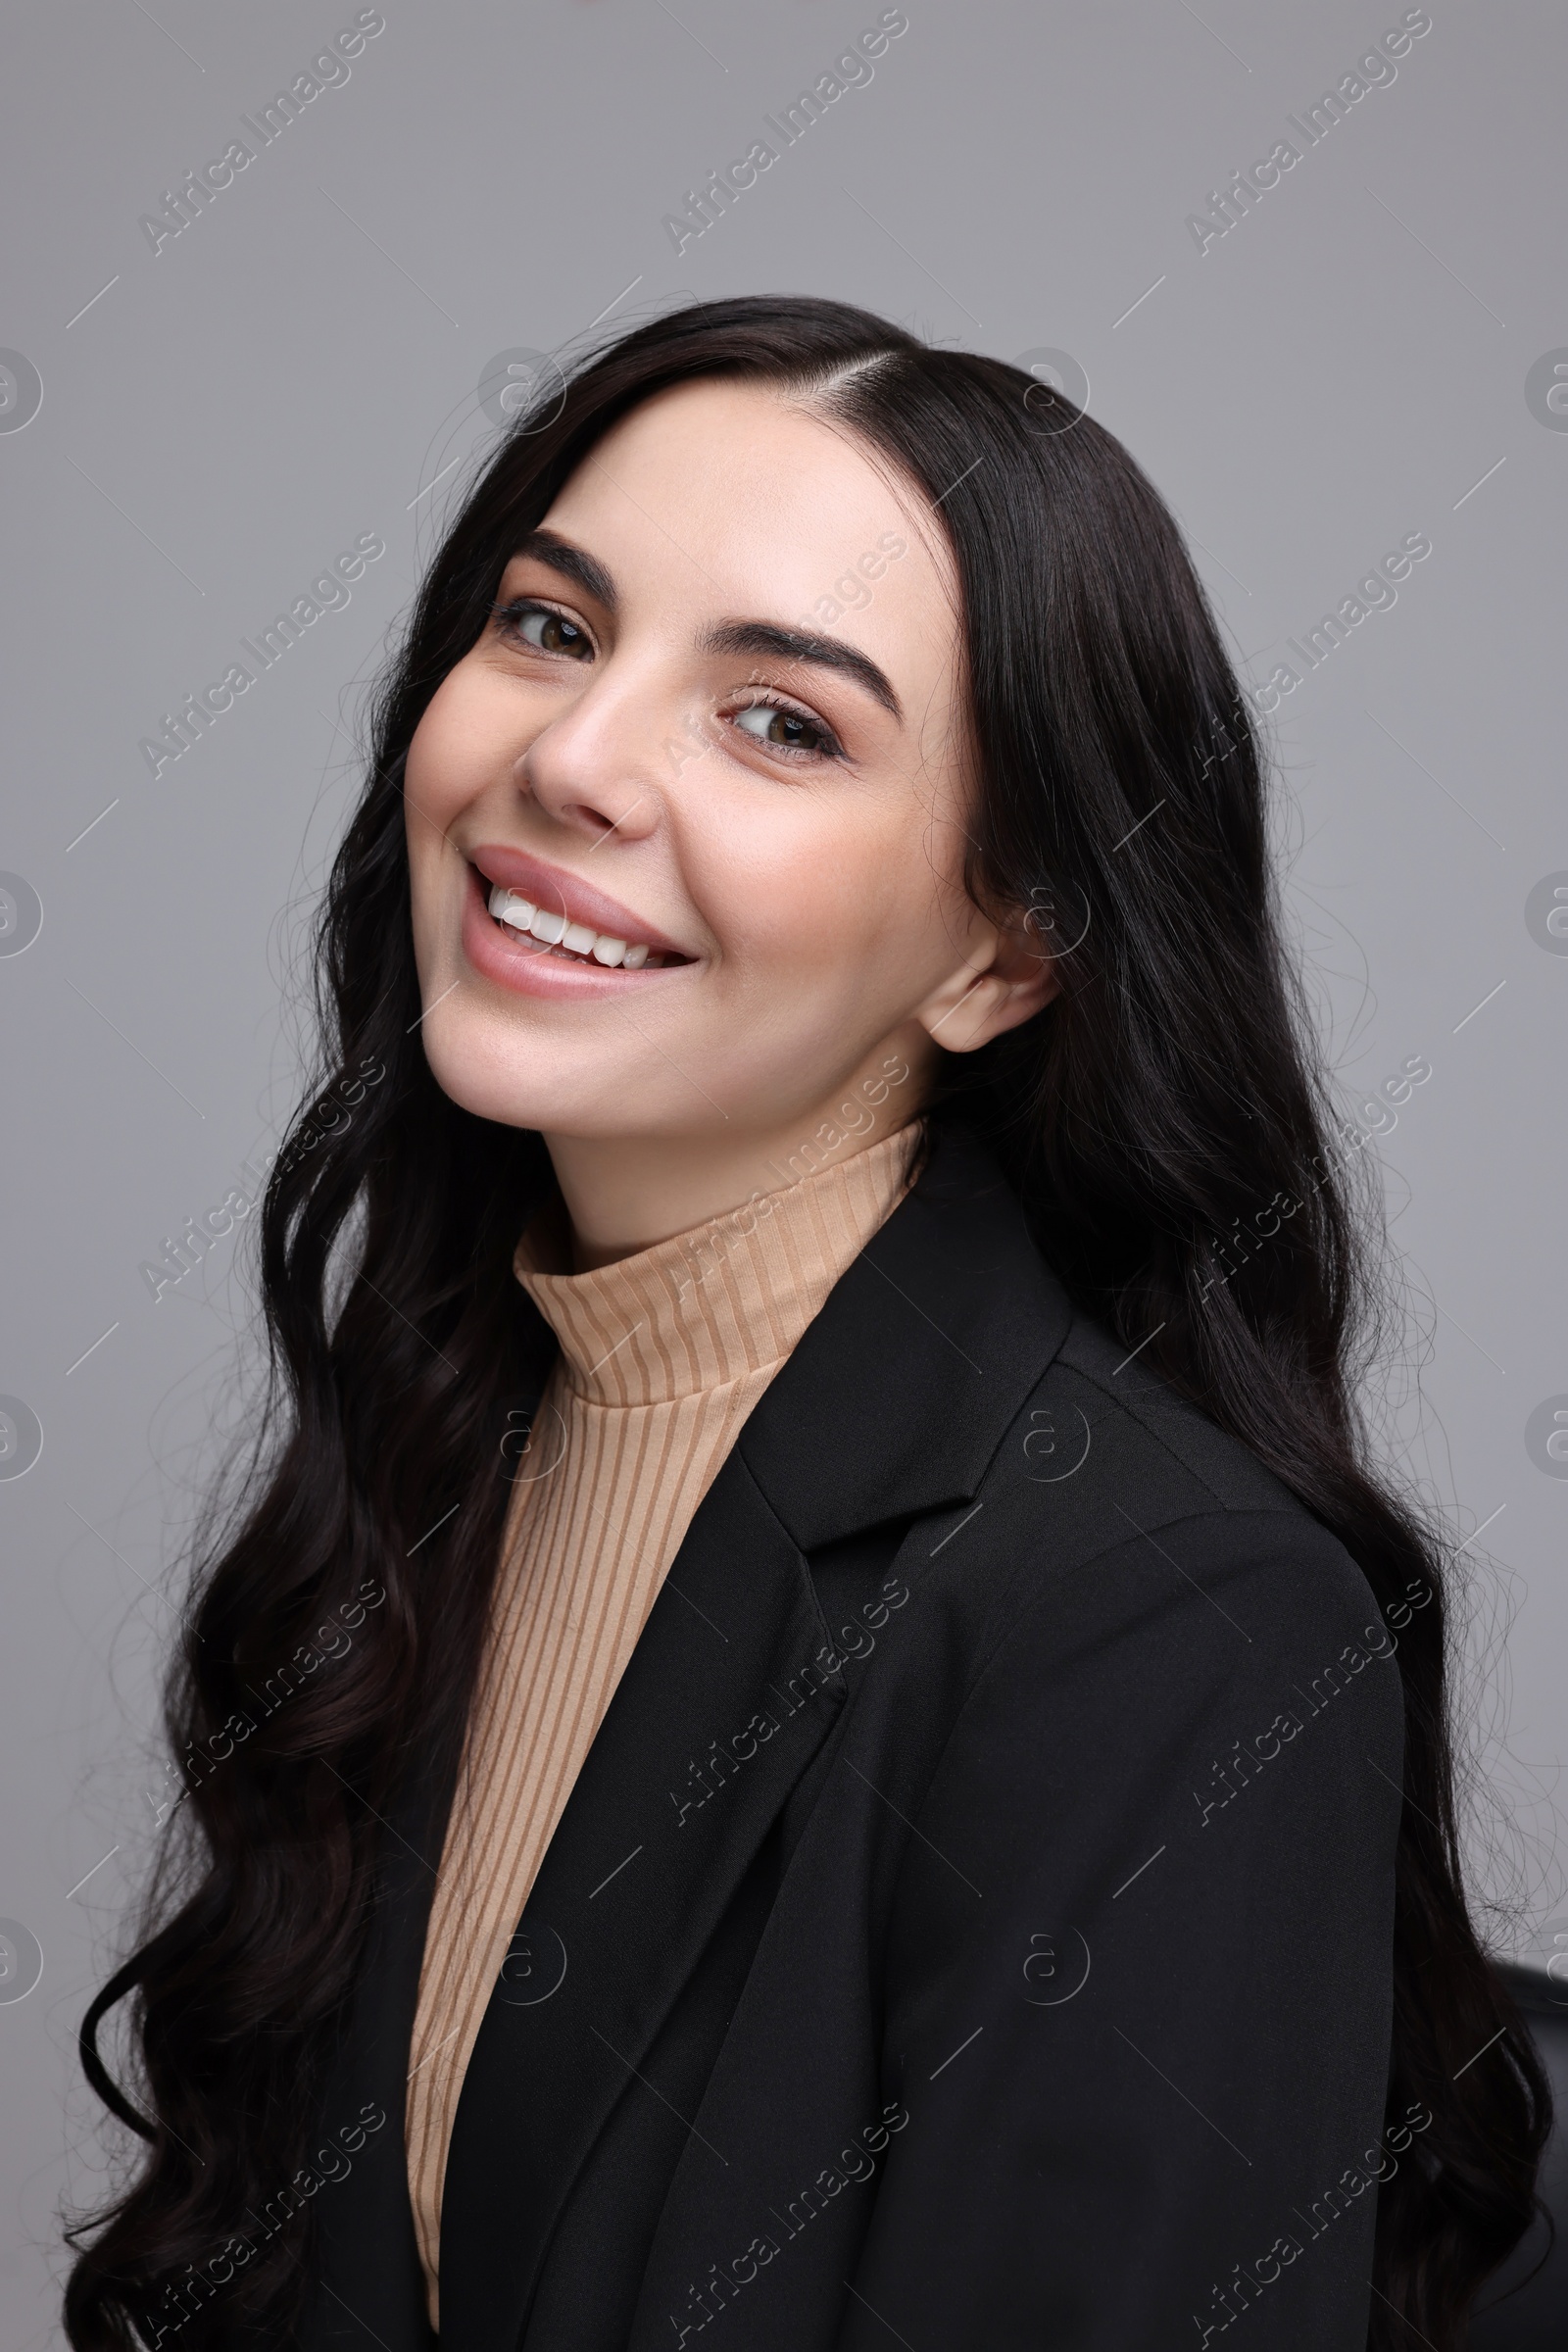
[67,296,1546,2350]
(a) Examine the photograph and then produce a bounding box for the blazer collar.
[739,1117,1075,1546]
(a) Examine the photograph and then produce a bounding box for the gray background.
[2,0,1563,2340]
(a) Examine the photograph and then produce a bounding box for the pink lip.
[469,843,690,960]
[459,860,695,1002]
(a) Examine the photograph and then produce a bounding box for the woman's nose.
[510,685,666,846]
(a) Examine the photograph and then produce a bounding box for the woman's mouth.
[483,882,685,970]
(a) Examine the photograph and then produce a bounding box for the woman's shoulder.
[923,1303,1399,1732]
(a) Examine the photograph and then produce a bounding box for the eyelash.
[492,597,592,659]
[490,597,846,766]
[726,690,845,764]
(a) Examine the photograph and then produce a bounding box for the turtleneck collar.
[514,1122,920,1409]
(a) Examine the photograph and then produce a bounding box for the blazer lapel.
[437,1448,848,2352]
[299,1753,452,2351]
[739,1119,1074,1551]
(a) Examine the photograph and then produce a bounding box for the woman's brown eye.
[733,702,835,755]
[505,603,593,659]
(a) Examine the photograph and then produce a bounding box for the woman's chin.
[415,1025,667,1140]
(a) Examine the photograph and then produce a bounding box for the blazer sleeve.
[838,1507,1406,2352]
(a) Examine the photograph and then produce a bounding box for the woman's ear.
[912,907,1060,1054]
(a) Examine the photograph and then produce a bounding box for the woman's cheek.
[405,657,521,848]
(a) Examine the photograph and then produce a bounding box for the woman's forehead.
[537,378,958,659]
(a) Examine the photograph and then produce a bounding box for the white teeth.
[488,885,537,931]
[485,876,670,968]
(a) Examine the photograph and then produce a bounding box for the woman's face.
[404,378,1049,1171]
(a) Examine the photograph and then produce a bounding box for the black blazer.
[297,1124,1402,2351]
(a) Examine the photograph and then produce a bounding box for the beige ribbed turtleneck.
[404,1120,919,2326]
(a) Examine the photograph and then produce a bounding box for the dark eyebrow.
[698,619,904,722]
[507,528,618,612]
[504,541,903,724]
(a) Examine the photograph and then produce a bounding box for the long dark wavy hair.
[66,295,1547,2349]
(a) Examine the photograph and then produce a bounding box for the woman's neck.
[542,1028,930,1271]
